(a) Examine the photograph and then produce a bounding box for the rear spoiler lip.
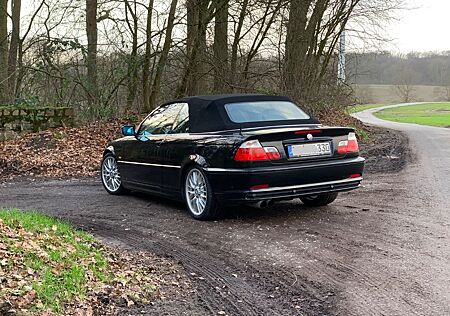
[241,125,355,137]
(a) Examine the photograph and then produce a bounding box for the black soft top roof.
[163,94,319,133]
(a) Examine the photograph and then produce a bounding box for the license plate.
[288,142,332,158]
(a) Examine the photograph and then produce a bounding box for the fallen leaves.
[0,211,193,315]
[0,119,130,181]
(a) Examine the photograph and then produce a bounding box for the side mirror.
[121,125,135,136]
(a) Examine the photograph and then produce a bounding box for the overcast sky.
[384,0,450,53]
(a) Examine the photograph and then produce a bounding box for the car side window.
[170,103,189,134]
[138,103,185,136]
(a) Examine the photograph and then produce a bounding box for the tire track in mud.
[71,218,334,316]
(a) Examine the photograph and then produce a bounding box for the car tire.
[183,166,221,220]
[300,192,338,207]
[100,153,127,195]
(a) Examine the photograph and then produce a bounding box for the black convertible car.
[101,94,364,220]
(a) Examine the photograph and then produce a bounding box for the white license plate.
[288,142,332,158]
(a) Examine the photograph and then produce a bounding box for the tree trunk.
[148,0,178,109]
[86,0,98,106]
[125,0,139,113]
[230,0,248,92]
[212,0,228,93]
[284,0,329,101]
[0,0,8,103]
[142,0,154,112]
[176,0,209,97]
[8,0,20,100]
[284,0,312,99]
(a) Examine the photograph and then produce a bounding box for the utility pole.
[338,30,346,83]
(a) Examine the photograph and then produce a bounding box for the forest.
[0,0,402,122]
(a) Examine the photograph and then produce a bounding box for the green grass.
[0,209,111,313]
[346,103,392,114]
[374,103,450,127]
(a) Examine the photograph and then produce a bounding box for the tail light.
[264,146,281,160]
[234,140,281,161]
[338,132,359,154]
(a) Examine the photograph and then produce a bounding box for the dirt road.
[1,106,449,315]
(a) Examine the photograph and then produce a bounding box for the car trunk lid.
[239,125,357,163]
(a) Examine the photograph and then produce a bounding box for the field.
[352,84,449,104]
[374,103,450,127]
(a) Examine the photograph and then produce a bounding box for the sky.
[384,0,450,53]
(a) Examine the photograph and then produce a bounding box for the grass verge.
[374,103,450,127]
[0,209,158,315]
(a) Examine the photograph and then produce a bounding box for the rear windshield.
[224,101,310,123]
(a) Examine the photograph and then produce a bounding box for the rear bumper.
[205,156,364,203]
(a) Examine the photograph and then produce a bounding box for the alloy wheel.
[185,168,208,216]
[101,156,122,192]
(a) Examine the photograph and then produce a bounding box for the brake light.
[295,129,322,135]
[234,140,281,161]
[338,132,359,154]
[250,184,270,190]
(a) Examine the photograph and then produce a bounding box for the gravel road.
[1,105,449,315]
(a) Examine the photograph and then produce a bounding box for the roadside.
[0,209,201,316]
[359,126,411,173]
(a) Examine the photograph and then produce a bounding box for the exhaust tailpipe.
[251,200,274,209]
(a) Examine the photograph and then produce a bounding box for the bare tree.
[7,0,20,100]
[86,0,98,105]
[0,0,404,120]
[124,0,139,112]
[393,65,416,102]
[142,0,155,111]
[212,0,228,92]
[284,0,361,105]
[148,0,178,108]
[0,0,8,103]
[229,0,248,91]
[177,0,213,96]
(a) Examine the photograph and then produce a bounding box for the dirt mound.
[359,126,411,173]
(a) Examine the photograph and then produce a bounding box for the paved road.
[1,105,449,315]
[353,103,450,210]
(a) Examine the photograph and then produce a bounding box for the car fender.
[179,154,209,187]
[103,145,115,157]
